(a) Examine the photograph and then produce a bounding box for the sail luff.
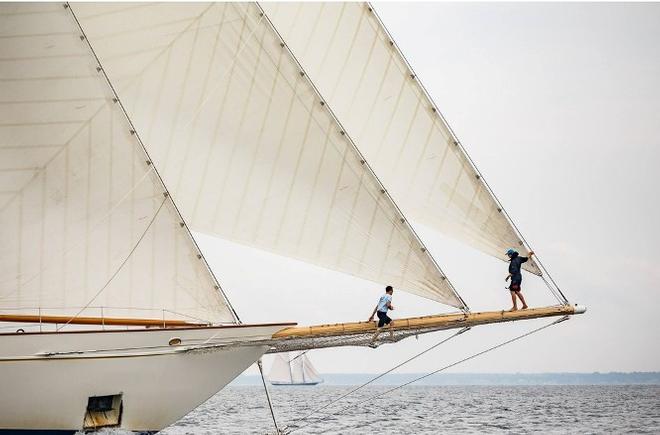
[256,3,469,312]
[65,3,241,322]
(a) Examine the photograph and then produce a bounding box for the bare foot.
[521,305,528,310]
[509,307,518,312]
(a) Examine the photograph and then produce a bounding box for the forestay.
[72,2,465,308]
[261,2,540,275]
[0,3,235,324]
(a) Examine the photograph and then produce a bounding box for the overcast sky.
[198,2,660,375]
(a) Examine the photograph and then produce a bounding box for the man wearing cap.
[505,249,534,311]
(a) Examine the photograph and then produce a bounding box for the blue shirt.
[377,294,392,313]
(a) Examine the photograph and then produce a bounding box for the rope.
[288,327,470,427]
[288,316,569,433]
[541,274,567,306]
[257,358,283,435]
[56,197,167,331]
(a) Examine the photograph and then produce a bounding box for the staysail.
[0,3,235,323]
[260,2,540,275]
[72,2,465,309]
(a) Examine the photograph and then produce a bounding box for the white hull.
[0,324,287,433]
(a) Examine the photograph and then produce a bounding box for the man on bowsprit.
[367,285,394,347]
[505,248,534,311]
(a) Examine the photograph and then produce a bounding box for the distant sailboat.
[269,352,323,386]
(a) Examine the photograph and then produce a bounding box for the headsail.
[261,2,540,275]
[0,3,235,324]
[72,3,465,309]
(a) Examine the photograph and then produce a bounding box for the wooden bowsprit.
[266,304,586,353]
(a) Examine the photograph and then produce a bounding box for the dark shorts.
[376,311,391,328]
[509,280,522,292]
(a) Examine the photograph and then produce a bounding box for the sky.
[197,2,660,375]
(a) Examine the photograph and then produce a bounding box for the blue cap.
[506,248,516,256]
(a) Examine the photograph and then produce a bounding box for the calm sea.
[156,385,660,434]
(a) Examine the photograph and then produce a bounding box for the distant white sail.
[268,352,322,385]
[72,2,465,308]
[0,3,235,323]
[301,354,323,383]
[261,2,540,275]
[269,354,294,384]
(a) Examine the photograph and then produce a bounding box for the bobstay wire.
[283,315,569,434]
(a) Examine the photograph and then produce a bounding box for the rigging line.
[289,326,470,426]
[289,315,569,433]
[366,3,567,305]
[55,197,167,332]
[256,2,469,313]
[66,3,241,324]
[541,274,564,305]
[258,358,283,435]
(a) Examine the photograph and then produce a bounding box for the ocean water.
[159,385,660,434]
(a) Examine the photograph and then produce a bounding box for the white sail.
[268,352,322,385]
[301,353,323,384]
[261,2,540,275]
[290,353,305,384]
[71,2,465,308]
[268,354,293,384]
[0,3,235,323]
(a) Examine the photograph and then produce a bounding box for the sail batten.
[72,2,466,309]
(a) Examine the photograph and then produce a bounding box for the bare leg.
[509,291,518,311]
[517,292,528,309]
[388,321,394,339]
[369,324,381,347]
